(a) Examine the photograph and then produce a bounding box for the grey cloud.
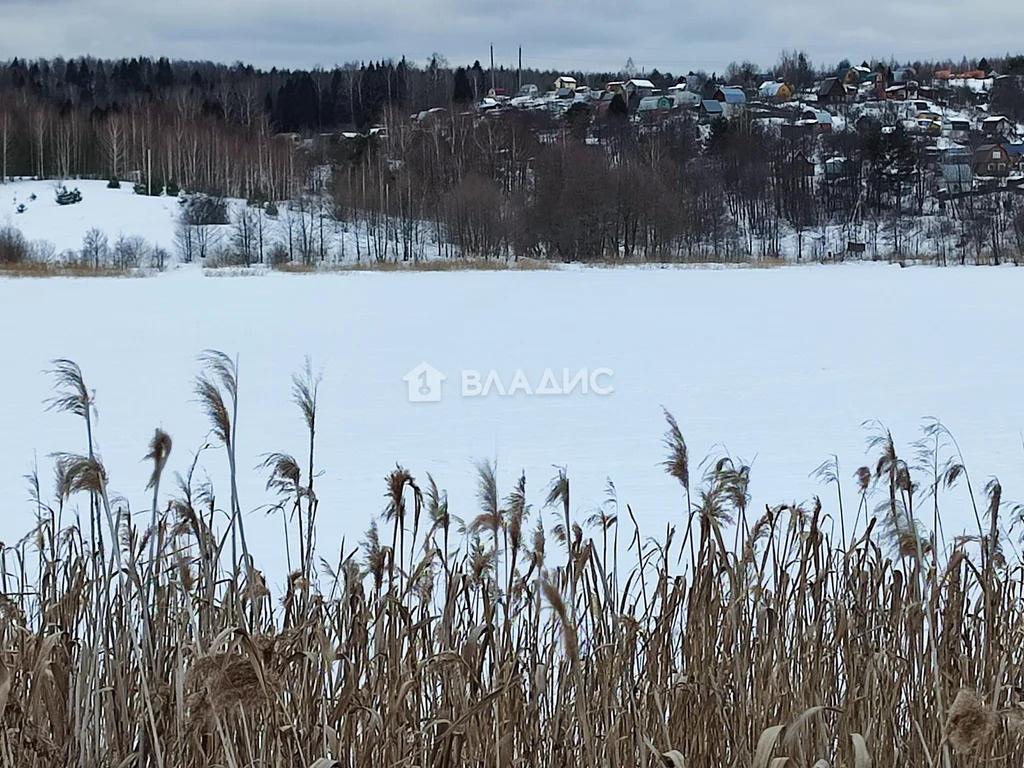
[1,0,1023,74]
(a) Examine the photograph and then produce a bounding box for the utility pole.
[518,46,522,92]
[147,148,152,196]
[490,44,495,93]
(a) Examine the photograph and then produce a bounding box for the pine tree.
[453,67,474,104]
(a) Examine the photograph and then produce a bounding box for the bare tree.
[81,228,109,269]
[104,113,126,181]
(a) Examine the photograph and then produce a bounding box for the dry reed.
[0,357,1022,768]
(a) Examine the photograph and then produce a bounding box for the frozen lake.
[1,263,1021,586]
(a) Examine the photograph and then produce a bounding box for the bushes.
[180,193,229,225]
[107,178,121,189]
[55,185,83,205]
[0,225,30,264]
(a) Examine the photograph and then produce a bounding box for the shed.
[700,99,725,118]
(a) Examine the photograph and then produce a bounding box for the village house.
[667,87,701,109]
[554,75,577,93]
[973,144,1013,177]
[983,116,1014,141]
[801,109,834,133]
[892,67,917,84]
[758,81,793,102]
[626,78,656,98]
[824,156,850,180]
[816,77,847,105]
[713,86,747,115]
[638,95,672,122]
[594,90,618,117]
[843,66,875,87]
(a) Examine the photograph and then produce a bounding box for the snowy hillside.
[2,264,1023,587]
[2,179,182,254]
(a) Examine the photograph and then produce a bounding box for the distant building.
[518,84,539,98]
[667,88,701,108]
[554,76,577,93]
[638,95,672,121]
[973,144,1012,177]
[843,66,876,86]
[892,67,917,84]
[626,79,657,98]
[713,86,747,104]
[699,99,725,120]
[801,109,834,133]
[757,81,793,102]
[712,86,747,116]
[983,116,1014,140]
[816,77,847,104]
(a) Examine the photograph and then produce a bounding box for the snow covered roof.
[802,109,833,125]
[758,82,786,97]
[628,79,656,89]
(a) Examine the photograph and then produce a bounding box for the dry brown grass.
[272,257,551,274]
[0,262,134,278]
[1,358,1022,767]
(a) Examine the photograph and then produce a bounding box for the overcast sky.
[1,0,1023,75]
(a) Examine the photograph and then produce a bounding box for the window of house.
[993,150,1003,159]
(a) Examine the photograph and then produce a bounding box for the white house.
[626,79,656,98]
[554,76,577,93]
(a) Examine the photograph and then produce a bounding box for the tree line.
[3,53,1024,265]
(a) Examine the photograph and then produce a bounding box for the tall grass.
[0,355,1022,767]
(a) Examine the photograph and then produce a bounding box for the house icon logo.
[403,361,447,403]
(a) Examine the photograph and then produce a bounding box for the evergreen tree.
[453,67,474,103]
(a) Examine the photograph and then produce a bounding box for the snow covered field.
[1,263,1023,587]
